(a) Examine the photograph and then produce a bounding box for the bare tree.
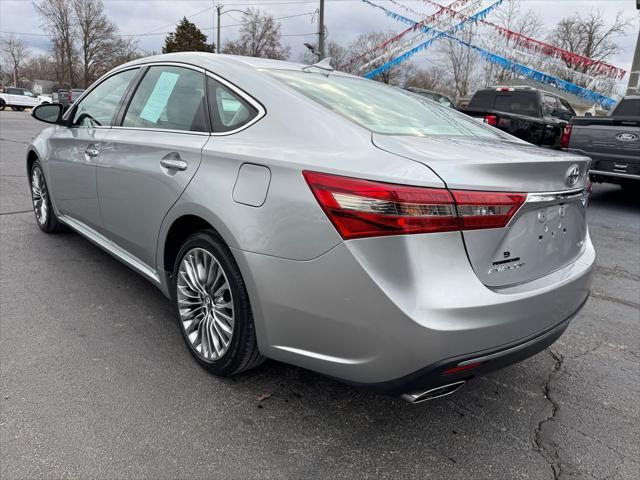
[345,31,414,84]
[404,65,446,92]
[299,41,349,69]
[0,34,30,86]
[34,0,77,86]
[73,0,117,87]
[22,53,58,84]
[440,26,480,99]
[548,10,630,77]
[222,8,290,60]
[483,0,545,85]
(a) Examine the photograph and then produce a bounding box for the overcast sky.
[1,0,638,73]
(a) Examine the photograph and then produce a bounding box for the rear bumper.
[233,230,595,388]
[350,298,584,396]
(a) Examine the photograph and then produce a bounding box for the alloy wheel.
[177,247,235,361]
[31,166,49,225]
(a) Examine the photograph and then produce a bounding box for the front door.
[97,65,209,269]
[47,68,140,229]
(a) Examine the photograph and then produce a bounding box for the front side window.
[542,95,558,116]
[71,68,138,127]
[207,77,258,133]
[24,91,35,97]
[268,70,504,138]
[556,98,575,120]
[123,66,206,132]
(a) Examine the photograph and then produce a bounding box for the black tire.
[29,160,65,233]
[0,99,5,111]
[172,230,264,376]
[17,106,26,111]
[11,106,20,111]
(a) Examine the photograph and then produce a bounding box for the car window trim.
[63,65,142,129]
[205,71,266,136]
[113,62,211,135]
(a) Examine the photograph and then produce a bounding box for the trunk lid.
[372,134,591,287]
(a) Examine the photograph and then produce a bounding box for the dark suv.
[460,86,576,148]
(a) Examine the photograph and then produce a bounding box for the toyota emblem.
[565,164,580,187]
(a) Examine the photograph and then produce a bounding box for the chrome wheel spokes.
[177,248,234,361]
[31,167,48,225]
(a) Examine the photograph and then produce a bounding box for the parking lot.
[0,109,638,479]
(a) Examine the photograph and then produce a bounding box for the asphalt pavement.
[1,110,638,479]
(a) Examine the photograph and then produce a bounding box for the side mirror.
[32,103,64,124]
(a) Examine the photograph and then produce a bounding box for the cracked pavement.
[1,110,639,479]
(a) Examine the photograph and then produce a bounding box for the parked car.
[460,86,576,148]
[563,96,639,190]
[27,53,594,403]
[0,87,50,111]
[404,87,455,108]
[56,88,85,110]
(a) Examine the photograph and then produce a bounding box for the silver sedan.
[27,53,594,403]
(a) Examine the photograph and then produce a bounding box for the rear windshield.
[612,98,640,117]
[267,70,505,138]
[470,91,540,117]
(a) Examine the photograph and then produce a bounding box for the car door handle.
[160,157,188,171]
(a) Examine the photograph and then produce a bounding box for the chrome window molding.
[111,126,210,136]
[205,71,266,137]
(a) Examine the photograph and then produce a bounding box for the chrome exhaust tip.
[402,380,466,404]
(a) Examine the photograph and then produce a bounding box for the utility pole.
[318,0,325,60]
[217,5,222,55]
[212,1,217,52]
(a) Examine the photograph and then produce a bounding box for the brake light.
[303,171,526,239]
[484,115,498,126]
[560,124,572,149]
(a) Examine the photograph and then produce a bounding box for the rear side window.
[207,77,258,133]
[123,66,207,132]
[612,99,640,117]
[7,88,22,95]
[468,91,494,109]
[268,69,503,138]
[72,68,138,127]
[493,92,539,117]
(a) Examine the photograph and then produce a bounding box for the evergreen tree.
[163,17,213,54]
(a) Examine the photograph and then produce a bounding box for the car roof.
[118,52,355,78]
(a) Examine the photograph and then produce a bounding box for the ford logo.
[565,164,580,187]
[616,133,638,142]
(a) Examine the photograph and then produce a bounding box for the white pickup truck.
[0,87,51,111]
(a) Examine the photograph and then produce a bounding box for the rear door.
[47,68,140,230]
[97,64,209,269]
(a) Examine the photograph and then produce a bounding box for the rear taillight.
[484,115,498,126]
[303,171,526,239]
[68,92,72,103]
[560,124,572,149]
[452,190,526,230]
